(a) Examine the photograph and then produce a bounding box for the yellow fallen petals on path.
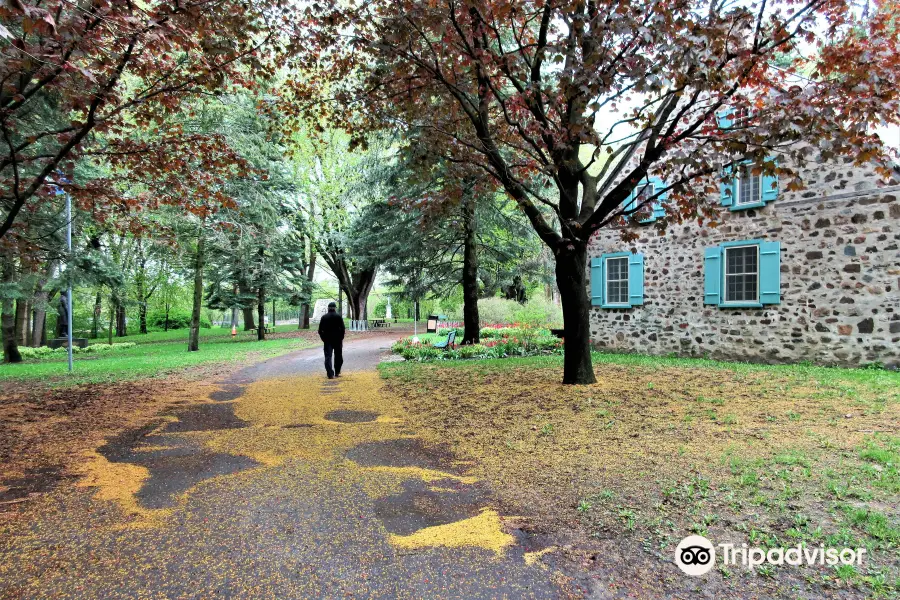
[131,445,177,453]
[388,508,514,557]
[364,465,478,485]
[75,450,172,526]
[523,546,557,566]
[204,373,410,466]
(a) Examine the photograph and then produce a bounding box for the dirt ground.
[382,357,900,599]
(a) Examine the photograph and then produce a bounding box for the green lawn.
[380,351,899,598]
[0,326,318,386]
[405,332,445,344]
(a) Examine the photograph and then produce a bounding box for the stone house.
[586,154,900,368]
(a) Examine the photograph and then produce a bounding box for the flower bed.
[437,324,545,340]
[393,326,563,362]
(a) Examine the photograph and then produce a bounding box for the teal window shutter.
[759,241,781,304]
[650,177,666,220]
[761,159,778,203]
[720,165,734,207]
[621,189,633,215]
[717,107,735,129]
[703,247,722,305]
[590,257,603,306]
[628,253,644,306]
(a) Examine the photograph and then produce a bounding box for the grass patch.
[0,328,317,386]
[380,351,900,597]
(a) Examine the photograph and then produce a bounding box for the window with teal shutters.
[703,247,722,304]
[593,252,644,308]
[590,257,603,306]
[716,107,735,129]
[722,160,779,210]
[625,177,666,223]
[704,241,781,307]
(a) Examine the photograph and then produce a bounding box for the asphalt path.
[0,334,567,599]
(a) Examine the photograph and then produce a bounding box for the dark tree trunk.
[138,302,148,335]
[188,231,205,352]
[337,287,343,318]
[136,238,149,334]
[15,299,27,346]
[32,293,48,347]
[230,284,240,329]
[554,243,596,385]
[2,257,21,363]
[239,280,256,330]
[91,291,101,338]
[256,286,265,341]
[345,268,377,322]
[115,300,126,337]
[24,301,32,345]
[300,249,316,329]
[32,264,55,346]
[461,194,480,344]
[242,305,255,330]
[299,304,309,329]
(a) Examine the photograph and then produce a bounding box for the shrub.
[480,326,529,339]
[147,310,211,330]
[79,342,137,355]
[18,342,137,361]
[456,344,488,359]
[512,297,563,328]
[477,297,519,326]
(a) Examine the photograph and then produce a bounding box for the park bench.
[433,329,456,350]
[369,319,388,328]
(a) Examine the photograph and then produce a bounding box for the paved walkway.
[0,335,566,599]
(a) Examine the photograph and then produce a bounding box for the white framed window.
[724,245,759,303]
[633,183,653,207]
[732,106,751,128]
[605,256,630,305]
[735,165,762,206]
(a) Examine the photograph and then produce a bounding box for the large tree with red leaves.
[290,0,900,383]
[0,0,291,241]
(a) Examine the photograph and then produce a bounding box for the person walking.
[317,301,345,379]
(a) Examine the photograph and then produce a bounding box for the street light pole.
[66,190,73,373]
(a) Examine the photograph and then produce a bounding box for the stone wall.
[587,170,900,368]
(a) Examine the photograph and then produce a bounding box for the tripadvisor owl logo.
[675,535,716,576]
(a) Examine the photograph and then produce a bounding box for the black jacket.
[318,311,345,345]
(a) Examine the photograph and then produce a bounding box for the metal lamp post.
[65,188,73,373]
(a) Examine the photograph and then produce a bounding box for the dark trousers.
[324,342,343,377]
